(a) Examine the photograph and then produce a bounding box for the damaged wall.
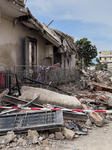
[61,53,76,69]
[0,13,50,67]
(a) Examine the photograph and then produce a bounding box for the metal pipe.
[47,20,54,27]
[0,95,39,115]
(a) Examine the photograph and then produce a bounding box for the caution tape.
[0,106,111,113]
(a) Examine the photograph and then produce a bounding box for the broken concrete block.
[39,136,44,141]
[62,127,75,140]
[49,133,54,139]
[43,140,49,145]
[82,104,103,127]
[96,75,104,83]
[13,138,18,142]
[17,138,27,146]
[104,92,112,107]
[85,119,92,127]
[19,86,81,109]
[107,99,112,107]
[0,131,16,145]
[32,135,40,145]
[55,132,64,140]
[75,134,79,138]
[27,130,39,139]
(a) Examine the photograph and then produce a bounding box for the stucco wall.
[100,51,112,55]
[0,13,48,66]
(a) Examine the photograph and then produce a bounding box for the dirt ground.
[2,120,112,150]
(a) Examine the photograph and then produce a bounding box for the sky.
[26,0,112,56]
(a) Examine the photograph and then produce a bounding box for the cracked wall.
[0,13,48,67]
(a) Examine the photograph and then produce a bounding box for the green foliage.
[96,57,101,64]
[95,57,107,70]
[75,37,97,67]
[95,62,107,70]
[95,63,107,70]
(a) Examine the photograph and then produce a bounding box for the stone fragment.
[0,131,16,145]
[17,138,27,146]
[27,130,39,139]
[13,138,18,142]
[82,104,103,127]
[43,140,49,145]
[55,132,64,140]
[85,119,92,127]
[49,134,54,139]
[33,135,38,144]
[39,136,44,141]
[108,99,112,107]
[97,76,103,83]
[62,128,75,140]
[75,134,79,138]
[106,115,110,120]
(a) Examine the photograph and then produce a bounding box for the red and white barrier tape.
[0,106,111,113]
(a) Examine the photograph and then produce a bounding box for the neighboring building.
[0,0,77,70]
[99,51,112,69]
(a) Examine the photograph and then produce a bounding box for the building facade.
[0,0,77,70]
[99,51,112,69]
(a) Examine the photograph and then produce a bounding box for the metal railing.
[0,65,80,92]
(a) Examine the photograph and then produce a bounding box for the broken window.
[53,46,62,65]
[25,37,37,67]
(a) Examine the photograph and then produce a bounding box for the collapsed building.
[0,0,77,68]
[0,0,80,90]
[1,1,112,149]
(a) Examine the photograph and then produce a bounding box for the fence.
[0,65,80,93]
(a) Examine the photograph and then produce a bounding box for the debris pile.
[0,69,112,149]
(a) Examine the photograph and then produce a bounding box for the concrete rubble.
[18,86,81,109]
[1,69,112,148]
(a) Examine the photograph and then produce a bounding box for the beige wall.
[107,58,110,60]
[0,13,48,66]
[100,51,112,55]
[101,57,112,61]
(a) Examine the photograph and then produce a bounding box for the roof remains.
[0,0,78,54]
[14,0,25,7]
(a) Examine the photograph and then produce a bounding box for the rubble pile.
[0,69,112,149]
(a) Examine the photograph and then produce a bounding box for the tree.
[96,57,101,64]
[75,37,97,68]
